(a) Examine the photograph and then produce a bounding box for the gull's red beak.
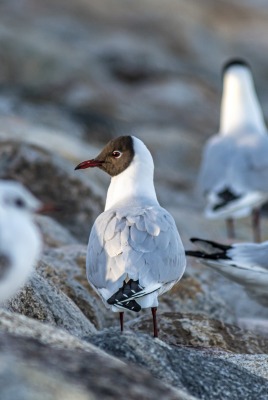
[37,203,60,214]
[74,159,104,170]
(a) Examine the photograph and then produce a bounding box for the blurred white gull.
[0,181,42,303]
[75,135,186,337]
[186,237,268,307]
[198,59,268,242]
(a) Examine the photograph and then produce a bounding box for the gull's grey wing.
[198,135,235,195]
[86,206,186,300]
[198,132,268,194]
[228,135,268,192]
[229,241,268,270]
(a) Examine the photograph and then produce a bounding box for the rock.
[0,332,185,400]
[35,215,78,248]
[0,140,103,241]
[158,271,236,324]
[216,353,268,381]
[0,355,90,400]
[127,312,268,354]
[88,330,268,400]
[0,308,115,358]
[38,245,105,329]
[7,272,96,338]
[0,114,103,163]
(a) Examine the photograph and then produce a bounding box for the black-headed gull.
[198,59,268,242]
[0,181,43,303]
[75,136,186,337]
[186,237,268,307]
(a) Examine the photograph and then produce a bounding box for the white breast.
[105,136,159,211]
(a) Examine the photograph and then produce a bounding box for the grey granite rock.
[0,308,122,363]
[0,332,186,400]
[216,353,268,381]
[159,270,236,324]
[35,215,78,248]
[38,245,106,329]
[88,330,268,400]
[127,312,268,354]
[7,272,96,338]
[0,355,91,400]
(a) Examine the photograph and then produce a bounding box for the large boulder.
[89,330,268,400]
[0,331,186,400]
[127,312,268,354]
[7,273,96,338]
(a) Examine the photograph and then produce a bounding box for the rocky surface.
[89,330,268,400]
[0,0,268,398]
[6,272,97,338]
[127,312,268,353]
[0,331,185,400]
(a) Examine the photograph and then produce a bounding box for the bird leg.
[226,218,235,239]
[119,312,124,333]
[151,307,158,338]
[252,208,261,243]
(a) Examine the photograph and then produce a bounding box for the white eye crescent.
[112,151,122,158]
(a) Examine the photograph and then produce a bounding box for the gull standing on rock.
[198,59,268,242]
[0,181,43,303]
[186,237,268,307]
[75,136,186,337]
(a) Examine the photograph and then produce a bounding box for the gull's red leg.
[151,307,158,338]
[252,208,261,243]
[119,312,124,333]
[226,218,235,239]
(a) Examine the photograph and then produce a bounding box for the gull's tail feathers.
[185,238,232,260]
[186,237,268,289]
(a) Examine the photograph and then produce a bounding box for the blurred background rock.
[1,1,268,398]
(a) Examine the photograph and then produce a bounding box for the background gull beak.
[37,203,60,214]
[75,159,104,170]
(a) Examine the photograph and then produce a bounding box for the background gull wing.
[198,132,268,195]
[86,206,186,302]
[198,134,235,195]
[229,135,268,192]
[228,241,268,270]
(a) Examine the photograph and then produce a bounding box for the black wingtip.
[189,237,200,243]
[107,279,143,312]
[107,298,141,312]
[222,58,251,75]
[189,237,233,252]
[185,250,205,257]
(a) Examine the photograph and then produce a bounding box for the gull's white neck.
[220,67,266,136]
[104,137,159,211]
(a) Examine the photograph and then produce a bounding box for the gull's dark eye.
[15,198,25,208]
[112,150,122,158]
